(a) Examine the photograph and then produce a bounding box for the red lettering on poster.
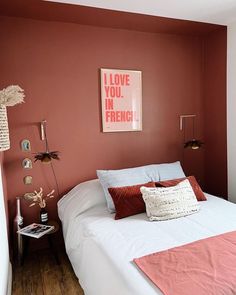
[104,73,107,85]
[109,74,130,86]
[104,86,122,98]
[105,111,138,123]
[105,99,113,110]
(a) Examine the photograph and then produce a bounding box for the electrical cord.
[50,160,60,198]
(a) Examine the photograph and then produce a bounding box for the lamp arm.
[179,114,196,130]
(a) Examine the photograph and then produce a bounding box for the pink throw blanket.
[134,231,236,295]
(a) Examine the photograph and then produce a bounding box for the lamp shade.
[184,139,203,150]
[34,151,59,163]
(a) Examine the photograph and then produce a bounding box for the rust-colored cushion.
[155,176,206,201]
[108,182,156,220]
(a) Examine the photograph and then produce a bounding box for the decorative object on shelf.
[40,207,48,224]
[21,139,31,152]
[180,114,204,150]
[0,85,25,151]
[13,196,24,265]
[100,68,142,132]
[22,158,32,169]
[34,120,59,163]
[14,197,24,226]
[23,175,33,185]
[24,187,55,224]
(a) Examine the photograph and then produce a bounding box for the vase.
[0,105,10,151]
[13,197,24,265]
[40,207,48,224]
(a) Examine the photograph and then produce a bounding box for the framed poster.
[100,68,142,132]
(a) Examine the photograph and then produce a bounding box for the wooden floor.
[12,246,84,295]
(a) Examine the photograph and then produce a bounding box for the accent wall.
[0,11,227,224]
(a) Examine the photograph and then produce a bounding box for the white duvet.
[58,181,236,295]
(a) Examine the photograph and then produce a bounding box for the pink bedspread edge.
[134,231,236,295]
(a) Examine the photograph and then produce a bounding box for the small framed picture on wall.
[21,139,31,151]
[100,68,142,132]
[22,158,32,169]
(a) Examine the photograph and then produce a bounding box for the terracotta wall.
[204,28,227,197]
[0,15,226,224]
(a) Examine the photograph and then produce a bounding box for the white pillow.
[97,161,186,213]
[141,179,200,221]
[57,179,106,223]
[97,165,160,213]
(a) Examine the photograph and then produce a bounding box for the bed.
[58,177,236,295]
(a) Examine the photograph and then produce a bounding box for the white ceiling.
[46,0,236,25]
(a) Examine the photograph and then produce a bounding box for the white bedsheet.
[59,194,236,295]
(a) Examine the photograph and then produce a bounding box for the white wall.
[227,21,236,202]
[0,168,11,295]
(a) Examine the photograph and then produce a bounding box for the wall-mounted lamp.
[180,114,204,150]
[34,120,59,163]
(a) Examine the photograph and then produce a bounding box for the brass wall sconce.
[34,120,59,163]
[180,114,204,150]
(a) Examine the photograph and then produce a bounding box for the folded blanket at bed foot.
[134,231,236,295]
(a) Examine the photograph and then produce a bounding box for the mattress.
[58,193,236,295]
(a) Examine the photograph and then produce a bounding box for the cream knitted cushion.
[141,179,200,221]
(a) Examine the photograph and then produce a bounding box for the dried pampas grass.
[0,85,25,106]
[24,187,55,208]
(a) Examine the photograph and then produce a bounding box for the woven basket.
[0,105,10,151]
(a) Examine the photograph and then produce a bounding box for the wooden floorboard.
[12,246,84,295]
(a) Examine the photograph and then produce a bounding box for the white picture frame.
[100,68,142,132]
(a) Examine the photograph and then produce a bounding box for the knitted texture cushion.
[141,179,200,221]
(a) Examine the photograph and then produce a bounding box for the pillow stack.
[97,161,185,213]
[97,161,204,221]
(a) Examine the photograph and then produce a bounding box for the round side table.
[21,220,60,265]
